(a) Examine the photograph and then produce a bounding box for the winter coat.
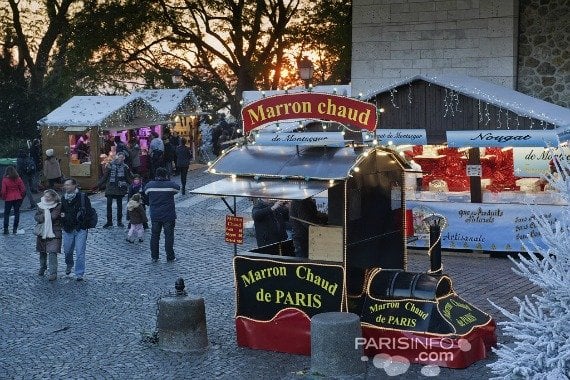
[16,151,35,177]
[128,182,144,200]
[143,178,180,222]
[60,192,93,232]
[1,177,25,201]
[251,200,288,247]
[43,157,62,180]
[175,145,192,167]
[34,204,63,254]
[128,144,141,168]
[290,198,327,245]
[97,161,133,196]
[127,199,148,224]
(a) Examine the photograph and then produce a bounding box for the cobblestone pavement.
[0,167,539,379]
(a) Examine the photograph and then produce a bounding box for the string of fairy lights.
[378,81,561,133]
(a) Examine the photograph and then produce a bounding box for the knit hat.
[45,149,54,157]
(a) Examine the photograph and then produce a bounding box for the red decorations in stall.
[438,147,470,191]
[413,147,470,192]
[484,148,519,192]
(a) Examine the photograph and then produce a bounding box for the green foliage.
[0,137,29,158]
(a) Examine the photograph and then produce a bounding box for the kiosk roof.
[209,145,368,180]
[190,177,331,200]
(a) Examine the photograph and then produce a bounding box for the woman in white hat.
[34,189,62,281]
[43,149,62,189]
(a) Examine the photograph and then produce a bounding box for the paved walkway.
[0,167,539,379]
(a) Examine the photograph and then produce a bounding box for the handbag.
[34,223,44,237]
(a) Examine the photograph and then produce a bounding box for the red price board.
[225,215,244,244]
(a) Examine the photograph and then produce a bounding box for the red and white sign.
[241,93,378,133]
[225,215,244,244]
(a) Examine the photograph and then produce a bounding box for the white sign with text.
[254,132,346,147]
[447,130,558,148]
[513,147,570,177]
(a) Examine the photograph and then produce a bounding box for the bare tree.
[156,0,301,117]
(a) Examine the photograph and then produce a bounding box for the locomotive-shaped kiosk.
[190,91,495,368]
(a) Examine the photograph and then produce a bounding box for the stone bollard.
[311,312,366,378]
[157,278,209,352]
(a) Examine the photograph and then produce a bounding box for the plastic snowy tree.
[488,152,570,379]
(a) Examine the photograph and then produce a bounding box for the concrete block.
[455,38,480,48]
[435,0,457,11]
[412,40,435,50]
[479,37,515,57]
[447,8,481,20]
[486,17,516,38]
[418,10,449,22]
[157,295,208,353]
[384,59,414,69]
[420,49,444,59]
[436,21,459,30]
[384,68,417,77]
[353,26,385,42]
[391,49,421,59]
[432,58,453,68]
[420,68,445,76]
[390,12,420,23]
[409,2,435,12]
[390,2,410,13]
[390,40,412,50]
[353,42,391,59]
[310,312,366,378]
[443,48,478,59]
[412,58,433,69]
[352,60,376,77]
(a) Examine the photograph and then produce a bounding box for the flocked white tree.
[488,151,570,379]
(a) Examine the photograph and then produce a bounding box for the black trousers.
[179,166,189,193]
[106,195,124,224]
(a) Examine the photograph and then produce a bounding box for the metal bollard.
[424,214,445,275]
[157,278,209,352]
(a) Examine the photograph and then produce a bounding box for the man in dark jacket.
[175,137,192,195]
[251,198,288,247]
[29,138,42,193]
[289,198,328,258]
[97,152,132,228]
[61,178,92,281]
[16,148,35,209]
[144,167,180,263]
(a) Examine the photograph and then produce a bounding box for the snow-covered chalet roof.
[364,75,570,129]
[37,96,160,130]
[129,88,200,117]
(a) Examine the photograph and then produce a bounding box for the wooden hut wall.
[40,127,101,189]
[41,128,70,179]
[372,80,554,144]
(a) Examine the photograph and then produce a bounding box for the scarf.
[37,196,59,239]
[109,161,125,184]
[64,188,79,201]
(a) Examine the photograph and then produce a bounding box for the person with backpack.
[16,148,36,210]
[60,178,96,281]
[97,152,133,228]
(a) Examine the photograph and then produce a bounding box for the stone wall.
[517,0,570,108]
[351,0,519,96]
